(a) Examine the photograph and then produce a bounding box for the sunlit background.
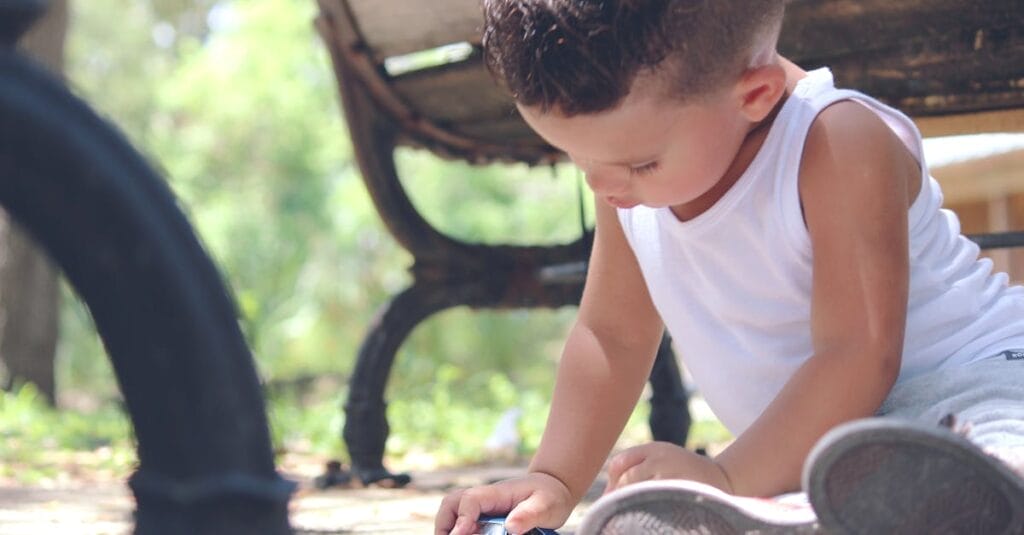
[3,0,1023,486]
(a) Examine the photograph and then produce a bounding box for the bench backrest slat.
[346,0,482,60]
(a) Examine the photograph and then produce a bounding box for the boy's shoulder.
[799,99,917,191]
[806,99,901,161]
[795,97,922,233]
[820,97,896,128]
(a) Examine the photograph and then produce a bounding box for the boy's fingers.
[453,497,482,535]
[435,490,464,535]
[453,486,510,534]
[611,463,651,491]
[604,447,647,493]
[451,515,478,535]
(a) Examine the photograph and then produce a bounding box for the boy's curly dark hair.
[481,0,786,115]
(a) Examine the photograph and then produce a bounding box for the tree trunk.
[0,0,69,405]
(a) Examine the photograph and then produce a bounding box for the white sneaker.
[577,479,820,534]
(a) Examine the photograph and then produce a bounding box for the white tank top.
[617,68,1024,435]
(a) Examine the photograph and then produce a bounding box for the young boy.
[436,1,1024,533]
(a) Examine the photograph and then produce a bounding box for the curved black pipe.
[0,50,293,534]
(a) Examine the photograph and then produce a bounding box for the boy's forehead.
[516,94,683,163]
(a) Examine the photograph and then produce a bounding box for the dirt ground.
[0,458,596,535]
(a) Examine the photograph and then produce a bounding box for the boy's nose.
[584,171,626,197]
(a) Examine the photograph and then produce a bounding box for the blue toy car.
[478,515,559,535]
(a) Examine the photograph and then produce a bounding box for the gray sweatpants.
[879,350,1024,469]
[775,351,1024,503]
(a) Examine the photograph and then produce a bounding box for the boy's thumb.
[505,494,557,534]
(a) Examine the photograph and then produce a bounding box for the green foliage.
[398,151,590,246]
[688,419,734,448]
[66,0,408,387]
[267,390,348,458]
[0,379,725,485]
[145,0,401,379]
[0,384,136,484]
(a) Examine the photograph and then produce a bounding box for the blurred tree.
[63,0,403,389]
[61,0,586,427]
[0,0,69,405]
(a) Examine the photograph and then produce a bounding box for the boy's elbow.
[857,336,903,389]
[878,346,903,387]
[820,335,903,388]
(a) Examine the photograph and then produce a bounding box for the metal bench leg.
[648,334,691,447]
[343,283,457,487]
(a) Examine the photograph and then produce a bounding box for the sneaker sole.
[577,480,819,535]
[804,419,1024,535]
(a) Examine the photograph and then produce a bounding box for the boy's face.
[518,80,750,213]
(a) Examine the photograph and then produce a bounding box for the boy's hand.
[435,471,574,535]
[604,442,733,495]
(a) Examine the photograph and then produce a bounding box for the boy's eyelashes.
[628,161,660,176]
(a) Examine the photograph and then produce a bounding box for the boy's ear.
[734,63,787,123]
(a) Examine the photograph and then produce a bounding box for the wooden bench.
[314,0,1024,485]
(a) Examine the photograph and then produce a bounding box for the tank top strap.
[774,67,932,233]
[796,68,926,170]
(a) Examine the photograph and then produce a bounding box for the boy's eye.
[628,161,660,176]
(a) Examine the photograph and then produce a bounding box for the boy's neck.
[669,57,807,222]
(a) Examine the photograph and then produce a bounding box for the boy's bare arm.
[438,199,663,535]
[529,197,665,502]
[715,101,919,496]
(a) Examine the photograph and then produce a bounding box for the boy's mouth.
[606,196,640,209]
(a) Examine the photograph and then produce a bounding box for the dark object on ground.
[313,461,352,490]
[313,460,412,490]
[479,515,560,535]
